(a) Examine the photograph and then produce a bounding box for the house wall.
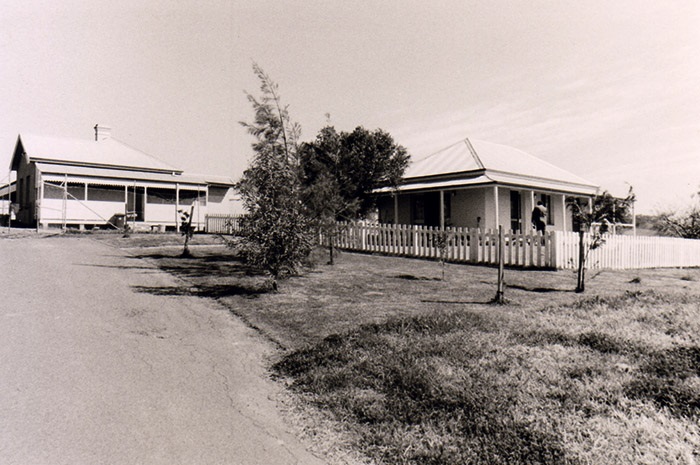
[207,186,242,216]
[16,158,38,225]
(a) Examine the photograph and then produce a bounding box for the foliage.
[179,207,195,257]
[567,189,635,292]
[236,63,313,279]
[655,191,700,239]
[299,125,409,264]
[300,125,410,221]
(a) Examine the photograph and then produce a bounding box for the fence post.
[469,228,479,263]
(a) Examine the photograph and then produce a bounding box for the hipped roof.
[390,138,598,195]
[11,134,182,174]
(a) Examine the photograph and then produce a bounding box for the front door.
[510,190,522,232]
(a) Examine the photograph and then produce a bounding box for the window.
[87,184,125,202]
[44,181,63,199]
[146,187,177,205]
[179,189,206,206]
[18,178,23,204]
[67,183,85,200]
[208,186,228,203]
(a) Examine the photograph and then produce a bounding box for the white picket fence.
[207,215,700,270]
[331,222,700,270]
[553,231,700,270]
[332,222,555,268]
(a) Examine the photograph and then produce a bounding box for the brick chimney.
[94,124,112,141]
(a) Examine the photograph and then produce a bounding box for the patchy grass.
[107,239,700,464]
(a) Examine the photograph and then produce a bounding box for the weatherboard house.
[376,138,599,232]
[9,125,238,230]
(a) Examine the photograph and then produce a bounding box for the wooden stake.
[495,225,505,303]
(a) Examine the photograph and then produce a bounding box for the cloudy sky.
[1,0,698,213]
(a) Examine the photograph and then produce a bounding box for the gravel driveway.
[0,235,325,465]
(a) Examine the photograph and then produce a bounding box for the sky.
[1,0,698,214]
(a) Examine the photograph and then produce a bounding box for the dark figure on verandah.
[532,200,547,233]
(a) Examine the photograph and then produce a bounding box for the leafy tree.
[655,191,700,239]
[236,64,313,283]
[299,125,409,263]
[337,126,410,217]
[567,189,635,293]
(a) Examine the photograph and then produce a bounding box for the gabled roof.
[395,137,598,195]
[11,134,182,174]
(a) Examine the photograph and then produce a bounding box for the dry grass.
[102,237,700,464]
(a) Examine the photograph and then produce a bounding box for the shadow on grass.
[132,283,272,298]
[129,253,256,279]
[506,283,574,293]
[394,274,442,282]
[420,299,492,305]
[626,345,700,418]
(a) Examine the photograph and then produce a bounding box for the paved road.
[0,236,326,465]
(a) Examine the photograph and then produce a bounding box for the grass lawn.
[109,235,700,464]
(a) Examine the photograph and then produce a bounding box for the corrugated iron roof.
[405,137,598,191]
[37,163,210,186]
[16,134,182,174]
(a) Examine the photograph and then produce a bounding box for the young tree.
[567,189,635,293]
[236,64,313,283]
[299,125,409,263]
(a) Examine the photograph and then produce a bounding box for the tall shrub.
[236,64,313,282]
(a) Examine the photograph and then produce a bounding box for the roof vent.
[94,124,112,141]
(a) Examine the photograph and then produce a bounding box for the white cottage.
[10,125,238,231]
[376,137,599,232]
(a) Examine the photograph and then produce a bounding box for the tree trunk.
[494,225,506,303]
[576,230,585,293]
[181,204,195,258]
[328,235,335,265]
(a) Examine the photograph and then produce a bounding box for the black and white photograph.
[1,1,699,464]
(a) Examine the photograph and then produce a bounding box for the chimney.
[94,124,112,141]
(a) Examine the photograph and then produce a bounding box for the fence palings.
[554,231,700,270]
[206,214,243,235]
[207,216,700,270]
[332,222,556,268]
[331,222,700,270]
